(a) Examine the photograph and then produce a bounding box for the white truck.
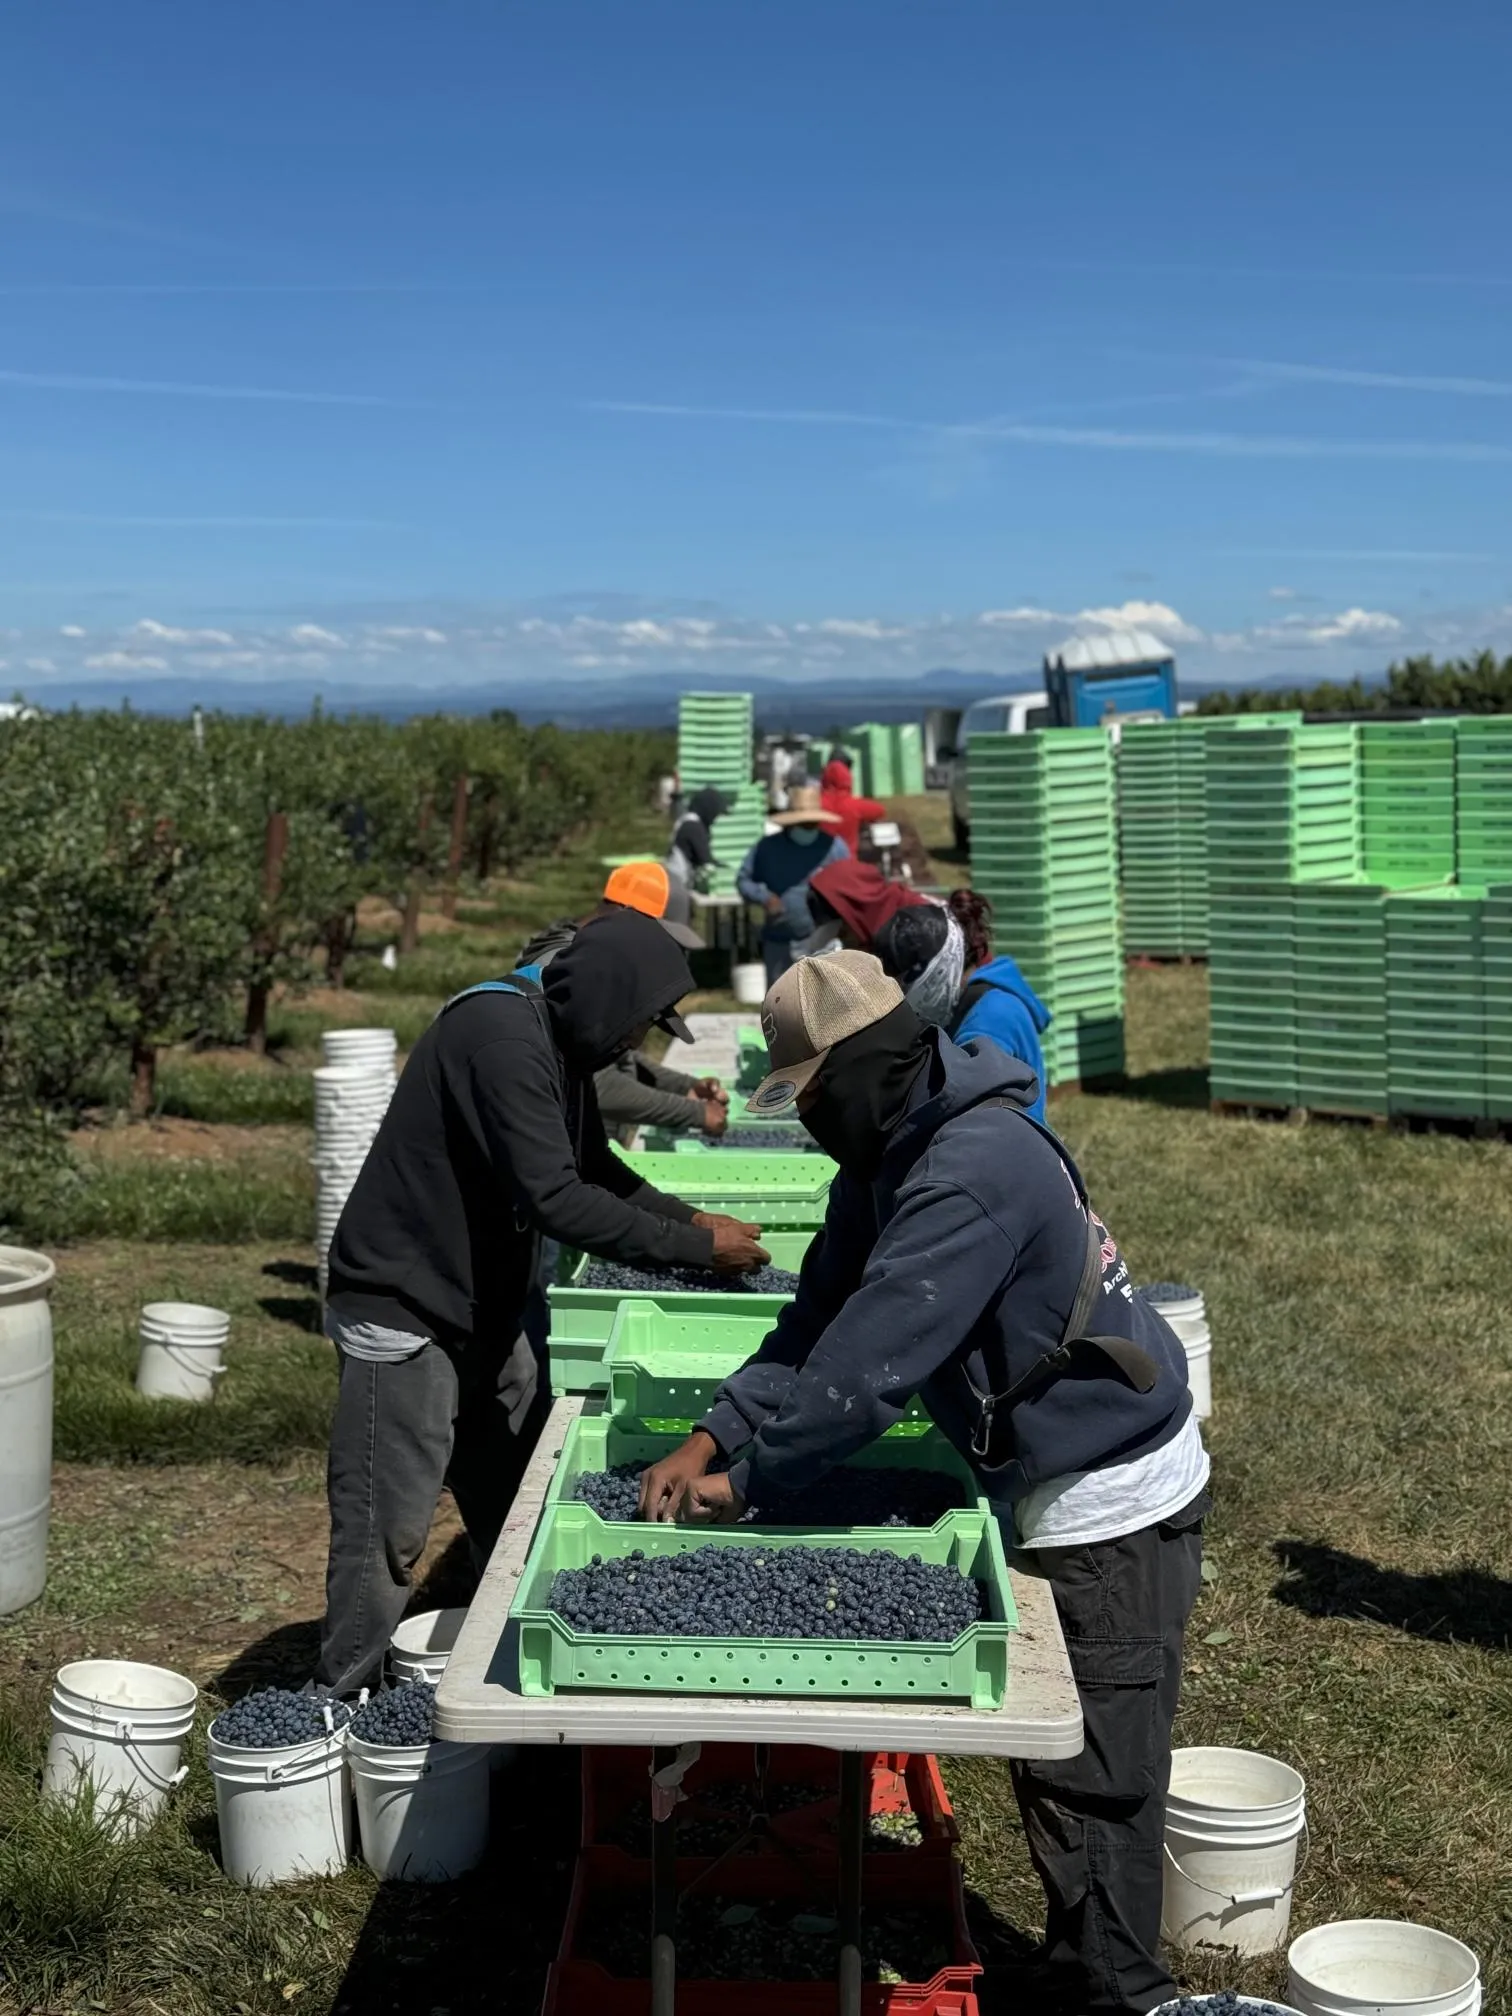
[945,690,1051,851]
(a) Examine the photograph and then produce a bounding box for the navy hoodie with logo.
[701,1032,1191,1511]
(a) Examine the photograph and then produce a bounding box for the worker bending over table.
[316,910,767,1698]
[640,950,1208,2016]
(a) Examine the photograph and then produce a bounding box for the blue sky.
[3,0,1510,699]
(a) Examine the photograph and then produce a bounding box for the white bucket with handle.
[43,1658,198,1834]
[732,962,767,1007]
[208,1721,352,1885]
[1162,1746,1307,1957]
[1183,1320,1213,1419]
[349,1735,490,1881]
[1287,1920,1481,2016]
[389,1607,468,1686]
[136,1303,229,1402]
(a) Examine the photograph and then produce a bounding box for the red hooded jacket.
[807,858,929,949]
[819,759,887,857]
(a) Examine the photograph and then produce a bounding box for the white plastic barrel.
[1287,1921,1481,2016]
[209,1721,352,1885]
[44,1658,197,1833]
[732,962,767,1007]
[1184,1321,1213,1420]
[136,1302,229,1403]
[0,1244,55,1615]
[349,1735,490,1881]
[1162,1747,1307,1957]
[389,1608,468,1686]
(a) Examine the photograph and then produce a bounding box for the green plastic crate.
[509,1503,1018,1705]
[615,1149,833,1226]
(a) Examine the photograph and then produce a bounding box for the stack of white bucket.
[1143,1281,1212,1420]
[313,1028,398,1300]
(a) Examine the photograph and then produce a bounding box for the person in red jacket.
[819,754,887,858]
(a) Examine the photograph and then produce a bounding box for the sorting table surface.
[434,1395,1083,1759]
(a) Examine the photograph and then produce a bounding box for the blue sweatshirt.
[701,1032,1190,1512]
[950,956,1053,1125]
[737,831,850,942]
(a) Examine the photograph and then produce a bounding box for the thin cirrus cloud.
[0,367,425,408]
[1218,357,1512,399]
[0,509,406,529]
[585,398,1512,464]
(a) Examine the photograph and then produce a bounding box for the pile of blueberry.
[582,1894,950,1982]
[573,1463,963,1528]
[706,1127,815,1153]
[549,1545,982,1642]
[1161,1999,1293,2015]
[578,1260,801,1296]
[210,1688,352,1749]
[349,1682,436,1747]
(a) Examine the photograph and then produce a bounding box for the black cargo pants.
[316,1327,550,1698]
[1007,1486,1210,2015]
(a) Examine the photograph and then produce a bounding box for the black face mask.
[800,1001,932,1179]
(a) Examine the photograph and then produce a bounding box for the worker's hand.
[693,1212,769,1273]
[690,1077,727,1103]
[700,1099,729,1137]
[672,1472,747,1526]
[764,894,786,918]
[638,1429,717,1522]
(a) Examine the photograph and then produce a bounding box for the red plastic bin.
[542,1844,981,2016]
[581,1745,958,1860]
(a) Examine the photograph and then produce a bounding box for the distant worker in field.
[663,784,734,925]
[736,783,850,986]
[818,749,887,858]
[807,859,1052,1123]
[640,951,1207,2016]
[517,861,730,1143]
[315,910,766,1698]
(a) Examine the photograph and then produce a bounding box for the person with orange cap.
[516,861,730,1141]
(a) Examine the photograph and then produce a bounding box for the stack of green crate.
[968,729,1123,1087]
[1117,722,1187,957]
[1386,886,1486,1119]
[1455,718,1512,882]
[1207,883,1296,1105]
[1176,719,1214,955]
[676,691,758,897]
[844,722,897,798]
[1293,882,1389,1114]
[1361,720,1458,883]
[892,720,926,795]
[1484,885,1512,1122]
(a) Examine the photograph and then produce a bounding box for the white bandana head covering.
[904,912,966,1028]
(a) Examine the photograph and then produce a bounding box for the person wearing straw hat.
[515,860,730,1142]
[735,782,850,987]
[639,950,1209,2016]
[316,909,768,1699]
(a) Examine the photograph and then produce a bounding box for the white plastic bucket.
[322,1026,397,1061]
[136,1303,229,1403]
[1162,1746,1307,1957]
[1287,1921,1481,2016]
[44,1658,197,1833]
[1184,1322,1213,1420]
[209,1722,352,1885]
[732,962,767,1007]
[349,1734,490,1881]
[389,1607,468,1686]
[0,1244,55,1616]
[1154,2002,1309,2015]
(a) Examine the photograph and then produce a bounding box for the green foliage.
[1198,648,1512,716]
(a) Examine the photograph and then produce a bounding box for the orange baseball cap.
[604,860,671,917]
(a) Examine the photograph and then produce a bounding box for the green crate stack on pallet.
[1385,886,1487,1119]
[1361,720,1458,883]
[1175,719,1215,955]
[892,719,926,795]
[1294,882,1390,1115]
[1116,722,1187,957]
[843,722,897,798]
[1207,884,1297,1106]
[1484,885,1512,1122]
[677,691,759,897]
[968,729,1123,1087]
[1454,717,1512,883]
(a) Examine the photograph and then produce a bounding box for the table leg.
[838,1750,863,2016]
[651,1745,678,2016]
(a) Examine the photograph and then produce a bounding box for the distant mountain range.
[13,663,1252,728]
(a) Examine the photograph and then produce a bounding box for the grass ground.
[3,800,1510,2014]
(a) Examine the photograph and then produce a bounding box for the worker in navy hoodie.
[736,783,850,986]
[639,951,1208,2016]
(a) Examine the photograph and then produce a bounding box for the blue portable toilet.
[1044,628,1179,728]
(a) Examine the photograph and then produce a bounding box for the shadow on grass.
[260,1293,323,1332]
[212,1618,324,1697]
[962,1888,1044,2016]
[1085,1066,1211,1111]
[330,1746,580,2016]
[1273,1541,1512,1651]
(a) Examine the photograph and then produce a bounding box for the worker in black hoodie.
[316,910,767,1696]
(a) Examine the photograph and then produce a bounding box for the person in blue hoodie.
[638,951,1209,2016]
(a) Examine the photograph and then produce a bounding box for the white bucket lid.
[1288,1921,1480,2012]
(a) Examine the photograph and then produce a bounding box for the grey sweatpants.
[316,1330,550,1697]
[1008,1487,1209,2014]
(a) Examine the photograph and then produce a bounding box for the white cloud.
[367,625,447,644]
[1268,587,1299,601]
[84,650,169,671]
[131,617,235,646]
[59,623,86,637]
[1252,606,1405,648]
[24,656,56,672]
[1074,599,1205,643]
[978,606,1061,627]
[818,618,906,640]
[289,623,345,647]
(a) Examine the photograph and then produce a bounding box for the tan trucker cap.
[746,950,905,1115]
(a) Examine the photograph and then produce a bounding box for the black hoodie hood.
[689,786,733,827]
[541,909,694,1071]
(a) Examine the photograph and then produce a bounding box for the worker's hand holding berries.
[690,1077,728,1104]
[700,1099,729,1137]
[670,1472,746,1526]
[637,1429,716,1521]
[694,1212,769,1273]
